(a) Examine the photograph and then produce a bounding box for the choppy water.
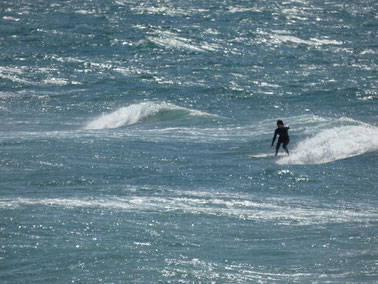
[1,0,377,282]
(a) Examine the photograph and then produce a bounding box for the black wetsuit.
[272,127,290,150]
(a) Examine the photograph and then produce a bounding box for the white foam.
[140,29,220,53]
[84,102,214,130]
[277,124,378,165]
[273,34,342,46]
[3,16,20,22]
[0,66,33,85]
[130,5,208,17]
[147,33,204,52]
[260,30,343,47]
[1,192,376,226]
[42,77,70,85]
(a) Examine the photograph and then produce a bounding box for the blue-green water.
[1,0,377,282]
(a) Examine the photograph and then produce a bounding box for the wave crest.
[84,102,213,130]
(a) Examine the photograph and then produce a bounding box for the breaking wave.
[277,124,378,165]
[84,102,214,130]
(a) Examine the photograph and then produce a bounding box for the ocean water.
[1,0,377,282]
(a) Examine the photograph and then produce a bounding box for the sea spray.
[277,124,378,165]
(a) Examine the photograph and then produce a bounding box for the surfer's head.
[277,120,284,126]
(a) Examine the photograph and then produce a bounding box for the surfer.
[271,120,290,156]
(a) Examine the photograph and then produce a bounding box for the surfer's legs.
[283,140,289,155]
[275,142,281,156]
[276,139,289,156]
[283,145,289,155]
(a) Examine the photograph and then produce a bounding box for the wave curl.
[84,102,214,130]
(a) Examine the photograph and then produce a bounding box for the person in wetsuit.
[271,120,290,156]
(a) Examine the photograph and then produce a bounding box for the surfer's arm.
[271,129,278,146]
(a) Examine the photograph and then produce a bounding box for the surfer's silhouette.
[271,120,290,156]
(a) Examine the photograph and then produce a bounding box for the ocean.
[1,0,377,282]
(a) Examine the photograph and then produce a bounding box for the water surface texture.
[1,0,377,282]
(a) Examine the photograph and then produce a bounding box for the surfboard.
[247,153,286,158]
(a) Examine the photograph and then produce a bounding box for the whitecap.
[277,123,378,165]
